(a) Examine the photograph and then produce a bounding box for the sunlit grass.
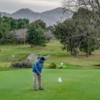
[0,69,100,100]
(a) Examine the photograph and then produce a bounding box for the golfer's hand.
[37,73,40,76]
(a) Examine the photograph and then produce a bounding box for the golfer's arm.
[34,63,40,74]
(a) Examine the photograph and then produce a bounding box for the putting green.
[0,69,100,100]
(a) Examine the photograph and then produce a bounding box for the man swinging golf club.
[32,56,45,91]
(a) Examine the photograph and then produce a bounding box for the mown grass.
[0,69,100,100]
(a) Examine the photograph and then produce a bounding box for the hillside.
[0,7,73,26]
[0,40,100,68]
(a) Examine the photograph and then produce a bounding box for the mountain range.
[0,7,74,26]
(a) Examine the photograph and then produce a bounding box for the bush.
[11,60,32,68]
[48,63,57,69]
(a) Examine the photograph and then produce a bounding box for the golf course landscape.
[0,0,100,99]
[0,40,100,100]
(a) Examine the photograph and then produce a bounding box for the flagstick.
[58,77,62,92]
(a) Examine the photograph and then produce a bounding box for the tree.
[73,8,100,56]
[62,0,100,30]
[54,19,82,56]
[17,19,29,29]
[62,0,100,54]
[0,17,11,44]
[77,0,100,12]
[62,0,100,12]
[53,8,99,56]
[34,19,46,29]
[27,20,47,46]
[10,18,17,30]
[0,16,29,45]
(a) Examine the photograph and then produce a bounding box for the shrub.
[11,60,32,68]
[48,63,57,69]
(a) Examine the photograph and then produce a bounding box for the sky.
[0,0,62,13]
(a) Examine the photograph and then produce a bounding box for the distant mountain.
[11,8,39,20]
[40,8,73,26]
[0,7,74,26]
[0,12,10,16]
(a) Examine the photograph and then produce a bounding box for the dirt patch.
[27,54,51,62]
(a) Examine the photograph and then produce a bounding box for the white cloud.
[0,0,62,13]
[20,0,60,3]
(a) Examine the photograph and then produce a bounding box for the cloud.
[0,0,61,13]
[20,0,61,5]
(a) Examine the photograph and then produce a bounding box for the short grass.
[0,69,100,100]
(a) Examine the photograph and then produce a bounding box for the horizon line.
[0,7,64,14]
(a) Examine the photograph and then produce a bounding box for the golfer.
[32,56,45,91]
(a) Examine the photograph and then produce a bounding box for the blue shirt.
[32,59,44,74]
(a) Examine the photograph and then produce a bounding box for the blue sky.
[0,0,62,13]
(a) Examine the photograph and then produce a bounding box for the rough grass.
[0,40,100,68]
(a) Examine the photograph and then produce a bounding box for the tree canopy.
[54,7,100,56]
[0,17,47,46]
[27,19,47,46]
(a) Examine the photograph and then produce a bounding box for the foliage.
[62,0,100,12]
[0,16,29,44]
[17,18,29,29]
[34,19,46,29]
[0,17,50,46]
[48,63,57,69]
[27,19,47,46]
[77,0,100,12]
[11,60,32,68]
[53,8,100,56]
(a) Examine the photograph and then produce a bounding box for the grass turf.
[0,40,100,68]
[0,40,100,100]
[0,69,100,100]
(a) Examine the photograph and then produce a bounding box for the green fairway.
[0,40,100,100]
[0,69,100,100]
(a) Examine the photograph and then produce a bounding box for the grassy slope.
[0,69,100,100]
[0,40,100,68]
